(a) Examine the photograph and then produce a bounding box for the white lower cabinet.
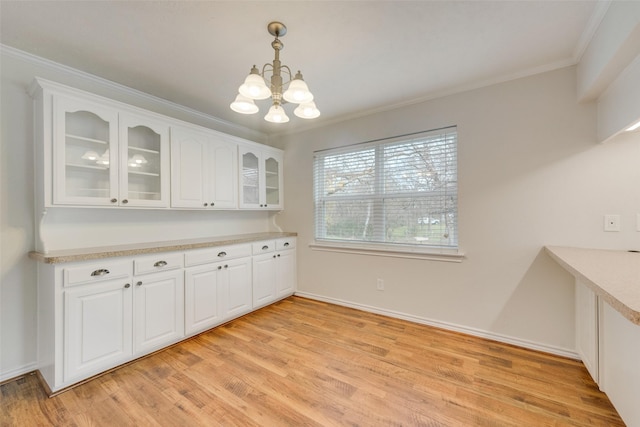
[252,238,297,308]
[64,278,133,383]
[575,278,640,426]
[575,280,599,383]
[184,243,253,335]
[133,269,184,354]
[36,236,296,394]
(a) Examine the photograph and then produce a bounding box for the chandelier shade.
[231,21,320,124]
[294,101,321,119]
[264,104,290,123]
[230,94,259,114]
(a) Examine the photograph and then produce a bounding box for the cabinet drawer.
[252,240,276,255]
[134,253,183,276]
[64,260,132,287]
[276,238,296,251]
[185,244,252,267]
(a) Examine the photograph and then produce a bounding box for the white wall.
[274,67,640,356]
[0,48,275,381]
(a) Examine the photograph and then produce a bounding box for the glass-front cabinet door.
[238,146,283,210]
[264,155,281,208]
[240,149,260,208]
[119,113,169,207]
[53,95,119,206]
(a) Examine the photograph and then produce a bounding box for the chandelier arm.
[279,65,294,85]
[260,63,273,79]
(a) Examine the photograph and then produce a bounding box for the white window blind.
[313,127,458,251]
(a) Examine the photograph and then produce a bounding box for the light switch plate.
[604,214,621,232]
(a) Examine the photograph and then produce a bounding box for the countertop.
[29,232,297,264]
[546,246,640,325]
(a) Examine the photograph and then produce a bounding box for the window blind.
[313,127,458,250]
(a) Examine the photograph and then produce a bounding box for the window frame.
[312,127,463,262]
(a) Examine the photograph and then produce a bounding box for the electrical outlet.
[376,278,384,291]
[604,214,621,232]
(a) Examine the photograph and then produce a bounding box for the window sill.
[309,241,465,263]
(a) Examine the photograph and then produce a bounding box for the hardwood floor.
[1,296,624,426]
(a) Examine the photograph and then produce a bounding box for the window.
[313,127,458,255]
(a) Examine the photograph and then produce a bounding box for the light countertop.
[29,232,297,264]
[546,246,640,325]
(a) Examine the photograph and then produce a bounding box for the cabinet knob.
[217,266,222,270]
[211,202,215,206]
[277,254,281,257]
[91,268,110,277]
[273,255,276,258]
[124,283,131,289]
[154,260,168,267]
[224,265,228,269]
[122,199,129,204]
[204,203,208,207]
[136,281,143,286]
[110,198,117,203]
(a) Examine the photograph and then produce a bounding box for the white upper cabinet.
[32,78,282,212]
[171,126,238,209]
[239,145,283,210]
[50,92,169,207]
[119,112,170,207]
[53,95,119,206]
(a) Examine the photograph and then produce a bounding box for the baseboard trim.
[0,363,38,385]
[294,291,579,360]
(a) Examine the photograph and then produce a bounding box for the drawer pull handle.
[91,269,110,277]
[262,245,269,250]
[218,251,227,257]
[154,261,168,267]
[283,242,290,247]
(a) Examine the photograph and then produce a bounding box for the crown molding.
[0,44,267,142]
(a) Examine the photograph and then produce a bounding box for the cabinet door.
[171,126,208,208]
[53,94,119,206]
[119,112,170,207]
[252,252,277,307]
[225,257,252,318]
[185,264,224,335]
[575,279,599,383]
[64,279,133,382]
[263,151,283,210]
[133,270,184,354]
[276,249,296,297]
[208,137,238,209]
[239,147,262,208]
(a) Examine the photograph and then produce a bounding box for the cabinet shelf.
[128,190,161,196]
[66,134,108,145]
[129,146,160,155]
[67,163,109,171]
[129,170,159,177]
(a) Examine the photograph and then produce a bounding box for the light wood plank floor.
[1,296,624,426]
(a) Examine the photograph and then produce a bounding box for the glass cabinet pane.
[64,110,112,199]
[126,125,162,202]
[242,152,259,205]
[265,156,280,205]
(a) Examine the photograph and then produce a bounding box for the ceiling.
[0,1,605,136]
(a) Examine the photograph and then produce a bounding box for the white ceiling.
[0,1,605,136]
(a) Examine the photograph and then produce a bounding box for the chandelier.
[230,21,320,123]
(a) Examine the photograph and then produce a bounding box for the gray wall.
[274,66,640,355]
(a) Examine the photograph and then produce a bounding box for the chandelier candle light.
[230,21,320,123]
